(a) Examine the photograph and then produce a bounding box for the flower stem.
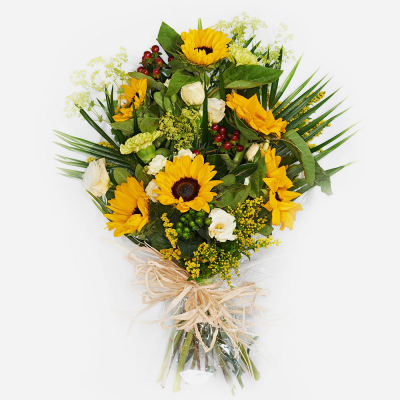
[172,331,193,392]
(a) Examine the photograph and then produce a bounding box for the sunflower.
[104,177,149,237]
[181,28,231,66]
[113,77,147,122]
[261,147,302,230]
[226,92,287,138]
[153,154,222,213]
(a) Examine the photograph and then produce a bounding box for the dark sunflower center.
[132,206,141,216]
[275,192,282,202]
[195,46,213,55]
[172,178,200,201]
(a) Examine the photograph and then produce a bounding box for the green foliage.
[166,70,200,96]
[157,22,183,55]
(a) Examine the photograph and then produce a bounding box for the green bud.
[180,216,187,223]
[195,217,203,225]
[176,222,183,228]
[205,218,212,226]
[189,221,196,227]
[182,232,190,239]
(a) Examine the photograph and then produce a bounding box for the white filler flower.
[147,154,168,175]
[82,158,110,197]
[145,180,160,202]
[181,81,205,106]
[208,208,237,242]
[177,149,195,160]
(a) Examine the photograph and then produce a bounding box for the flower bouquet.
[56,15,354,393]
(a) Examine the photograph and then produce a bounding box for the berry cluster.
[137,45,174,80]
[175,208,214,240]
[211,124,244,152]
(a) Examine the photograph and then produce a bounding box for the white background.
[1,0,399,399]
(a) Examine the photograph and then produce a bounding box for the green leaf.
[178,237,204,257]
[110,167,132,185]
[223,65,283,89]
[155,148,171,157]
[213,184,250,208]
[157,22,183,55]
[110,120,134,135]
[257,224,273,236]
[230,163,257,184]
[166,70,200,96]
[135,164,151,185]
[154,91,172,111]
[219,153,235,170]
[249,155,267,198]
[206,154,227,180]
[281,130,315,185]
[128,71,163,91]
[314,161,332,195]
[140,116,159,133]
[234,111,259,140]
[221,174,236,186]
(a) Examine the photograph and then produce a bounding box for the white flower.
[200,98,226,124]
[177,149,195,160]
[82,158,110,197]
[145,180,160,202]
[245,143,260,162]
[260,140,270,151]
[147,154,167,175]
[181,81,205,106]
[208,208,237,242]
[244,177,250,186]
[164,79,170,88]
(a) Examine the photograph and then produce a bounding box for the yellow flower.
[261,146,302,231]
[263,177,302,231]
[153,155,222,213]
[104,177,149,237]
[181,28,231,66]
[113,77,147,122]
[226,92,287,138]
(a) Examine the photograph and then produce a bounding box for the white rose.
[164,79,170,88]
[181,81,205,106]
[177,149,195,160]
[208,208,237,242]
[82,158,110,197]
[245,143,260,162]
[202,98,226,124]
[145,180,160,202]
[147,154,167,175]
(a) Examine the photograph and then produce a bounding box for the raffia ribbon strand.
[128,245,268,354]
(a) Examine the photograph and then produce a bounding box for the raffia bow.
[128,245,268,354]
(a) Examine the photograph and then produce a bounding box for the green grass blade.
[297,100,347,136]
[269,54,302,109]
[277,76,330,121]
[272,69,319,116]
[286,88,340,131]
[268,47,283,109]
[57,168,84,179]
[314,131,358,161]
[79,108,118,149]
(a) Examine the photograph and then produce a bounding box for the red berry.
[168,56,174,62]
[233,130,240,136]
[153,68,160,76]
[214,134,223,143]
[220,132,226,140]
[193,150,201,156]
[236,145,244,152]
[211,123,219,131]
[223,141,232,150]
[142,69,149,75]
[231,134,239,141]
[137,66,144,73]
[143,51,152,59]
[155,57,163,65]
[142,56,145,61]
[151,45,159,53]
[218,126,227,134]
